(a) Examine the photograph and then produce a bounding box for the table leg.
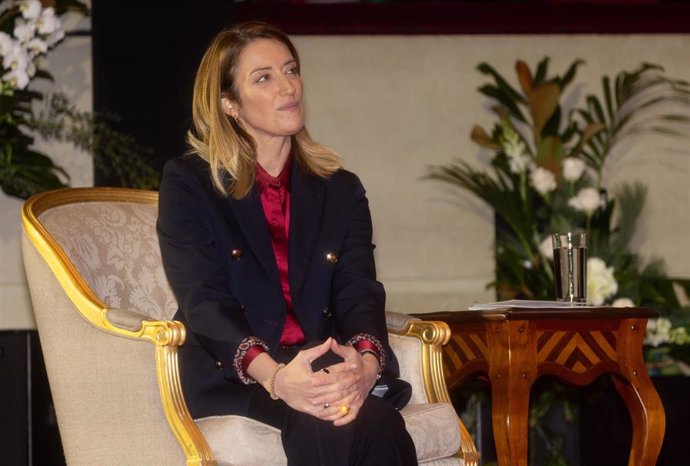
[612,374,665,466]
[491,375,532,466]
[488,321,535,466]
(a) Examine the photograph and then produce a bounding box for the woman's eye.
[286,66,299,75]
[257,74,270,83]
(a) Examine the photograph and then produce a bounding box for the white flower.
[4,68,30,89]
[0,32,15,57]
[26,37,47,56]
[530,167,557,195]
[501,122,532,174]
[19,0,42,21]
[562,158,586,182]
[508,152,532,174]
[13,19,36,43]
[45,29,65,47]
[538,236,554,261]
[612,297,634,308]
[3,43,29,72]
[646,319,690,346]
[670,327,690,345]
[504,137,525,160]
[587,257,618,305]
[37,7,61,35]
[645,318,673,347]
[568,187,603,216]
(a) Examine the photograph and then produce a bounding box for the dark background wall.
[91,0,235,185]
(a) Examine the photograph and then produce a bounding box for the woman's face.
[224,38,304,144]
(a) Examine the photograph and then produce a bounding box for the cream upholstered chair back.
[22,187,478,466]
[35,191,176,321]
[22,188,211,466]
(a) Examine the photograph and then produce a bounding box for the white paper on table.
[468,299,591,311]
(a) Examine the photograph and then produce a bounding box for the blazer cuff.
[347,333,386,373]
[233,336,269,385]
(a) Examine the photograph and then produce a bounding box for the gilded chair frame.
[22,186,478,466]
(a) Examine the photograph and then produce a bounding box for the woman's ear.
[221,97,239,119]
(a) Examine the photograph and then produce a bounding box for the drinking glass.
[552,232,587,303]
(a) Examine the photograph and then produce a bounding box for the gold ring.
[340,404,350,415]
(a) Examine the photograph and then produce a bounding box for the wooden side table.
[420,306,666,466]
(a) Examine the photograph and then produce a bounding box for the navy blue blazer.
[157,155,400,418]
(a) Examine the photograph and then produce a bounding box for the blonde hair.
[187,22,342,199]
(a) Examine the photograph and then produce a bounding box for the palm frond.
[425,160,536,256]
[477,62,526,103]
[581,64,690,160]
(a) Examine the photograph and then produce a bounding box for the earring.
[226,105,239,122]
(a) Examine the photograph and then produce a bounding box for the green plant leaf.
[533,57,550,84]
[535,136,564,174]
[559,59,585,89]
[477,62,525,103]
[478,84,527,123]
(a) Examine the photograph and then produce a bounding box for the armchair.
[21,187,478,466]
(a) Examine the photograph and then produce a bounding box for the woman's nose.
[279,76,296,95]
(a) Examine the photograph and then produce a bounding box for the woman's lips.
[278,101,300,111]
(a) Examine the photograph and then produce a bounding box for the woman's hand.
[254,338,359,419]
[269,338,337,415]
[310,339,379,426]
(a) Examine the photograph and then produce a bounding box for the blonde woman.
[157,22,417,465]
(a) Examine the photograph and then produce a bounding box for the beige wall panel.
[293,34,690,313]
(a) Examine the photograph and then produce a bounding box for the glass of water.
[552,232,587,303]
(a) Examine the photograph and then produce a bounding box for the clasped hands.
[272,337,379,426]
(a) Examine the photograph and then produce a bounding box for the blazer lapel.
[289,164,325,304]
[227,188,281,285]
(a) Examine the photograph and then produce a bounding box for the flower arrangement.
[426,58,690,374]
[0,0,158,199]
[0,0,89,198]
[0,0,66,91]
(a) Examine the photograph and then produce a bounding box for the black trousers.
[247,347,418,466]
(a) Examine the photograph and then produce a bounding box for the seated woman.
[157,21,417,466]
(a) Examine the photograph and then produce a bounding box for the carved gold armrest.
[87,307,217,466]
[77,307,216,466]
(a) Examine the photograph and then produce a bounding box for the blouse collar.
[255,154,293,191]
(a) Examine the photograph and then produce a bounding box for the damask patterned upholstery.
[40,202,177,321]
[22,188,477,466]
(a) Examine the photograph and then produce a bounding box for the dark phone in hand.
[310,349,345,372]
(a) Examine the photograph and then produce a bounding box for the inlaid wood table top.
[419,306,665,466]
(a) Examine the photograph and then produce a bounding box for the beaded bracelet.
[268,363,286,400]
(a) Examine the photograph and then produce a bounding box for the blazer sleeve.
[329,174,391,372]
[157,158,264,384]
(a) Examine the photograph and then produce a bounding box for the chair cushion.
[196,415,283,466]
[402,403,461,461]
[196,402,461,465]
[419,458,464,465]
